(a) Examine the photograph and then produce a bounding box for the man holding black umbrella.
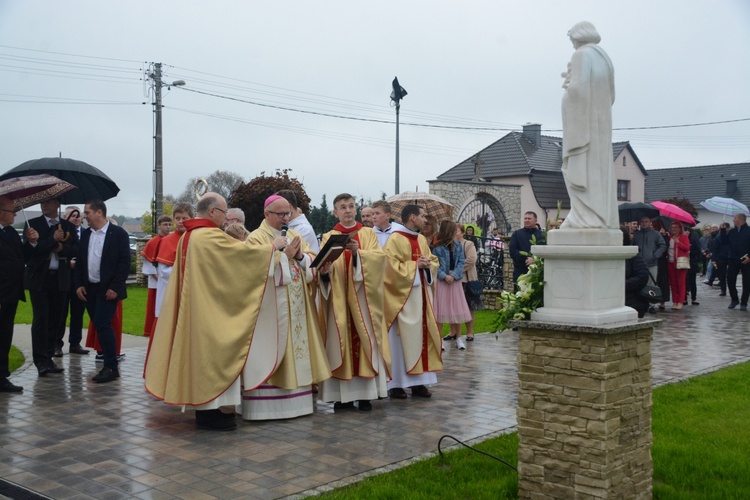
[23,197,78,377]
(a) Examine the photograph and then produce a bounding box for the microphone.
[281,224,288,238]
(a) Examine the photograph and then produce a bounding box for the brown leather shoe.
[69,345,90,355]
[388,388,408,399]
[411,385,432,398]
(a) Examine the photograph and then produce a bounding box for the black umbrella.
[0,157,120,203]
[618,202,659,223]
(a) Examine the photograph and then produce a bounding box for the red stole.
[155,231,183,266]
[333,222,365,375]
[141,233,163,262]
[393,230,433,371]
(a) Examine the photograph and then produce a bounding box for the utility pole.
[152,63,163,234]
[148,63,185,233]
[391,77,407,195]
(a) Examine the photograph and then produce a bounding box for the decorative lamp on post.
[390,77,407,195]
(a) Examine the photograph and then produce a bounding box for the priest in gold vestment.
[241,195,331,420]
[318,193,390,411]
[145,193,281,431]
[383,204,442,399]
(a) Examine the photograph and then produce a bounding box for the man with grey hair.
[145,192,280,430]
[223,207,245,229]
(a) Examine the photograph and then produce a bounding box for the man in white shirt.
[75,200,131,383]
[372,200,393,247]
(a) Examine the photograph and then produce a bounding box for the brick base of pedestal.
[516,320,657,499]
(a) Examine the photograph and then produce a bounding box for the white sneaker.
[456,338,466,350]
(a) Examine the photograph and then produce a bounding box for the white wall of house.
[615,149,645,203]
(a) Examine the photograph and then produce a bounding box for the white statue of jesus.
[560,21,619,230]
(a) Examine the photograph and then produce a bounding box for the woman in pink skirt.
[432,221,472,350]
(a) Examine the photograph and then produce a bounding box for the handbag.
[640,284,662,303]
[676,256,690,270]
[467,280,483,297]
[640,269,662,304]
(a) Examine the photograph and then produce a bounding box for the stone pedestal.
[515,320,657,499]
[531,229,638,326]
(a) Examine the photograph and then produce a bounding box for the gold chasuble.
[320,223,391,380]
[384,230,442,375]
[246,221,331,389]
[144,219,277,406]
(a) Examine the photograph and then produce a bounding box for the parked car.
[129,234,137,255]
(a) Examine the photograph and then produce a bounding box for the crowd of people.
[4,192,745,429]
[0,196,131,393]
[626,213,750,314]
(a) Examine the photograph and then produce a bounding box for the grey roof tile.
[645,163,750,206]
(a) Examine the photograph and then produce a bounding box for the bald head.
[197,192,228,228]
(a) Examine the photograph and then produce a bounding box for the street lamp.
[390,77,407,195]
[149,62,185,232]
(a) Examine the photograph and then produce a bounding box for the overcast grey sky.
[1,0,749,217]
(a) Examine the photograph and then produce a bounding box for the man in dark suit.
[23,197,78,377]
[75,199,130,383]
[0,196,26,392]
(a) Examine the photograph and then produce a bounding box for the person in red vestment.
[141,215,172,336]
[152,203,194,334]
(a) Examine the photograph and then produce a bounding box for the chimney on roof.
[522,123,542,148]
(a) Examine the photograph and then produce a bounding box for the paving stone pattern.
[0,284,748,499]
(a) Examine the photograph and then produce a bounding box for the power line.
[0,44,142,64]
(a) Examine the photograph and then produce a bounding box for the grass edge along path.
[316,361,750,499]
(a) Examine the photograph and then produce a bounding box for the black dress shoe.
[333,401,355,411]
[53,348,64,358]
[92,366,120,383]
[195,410,237,431]
[47,361,64,373]
[0,378,23,392]
[357,400,373,411]
[69,345,90,355]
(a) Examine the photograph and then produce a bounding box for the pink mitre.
[264,194,284,208]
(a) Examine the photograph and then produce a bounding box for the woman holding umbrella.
[667,221,691,310]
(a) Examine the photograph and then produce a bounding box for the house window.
[617,180,630,201]
[622,156,627,167]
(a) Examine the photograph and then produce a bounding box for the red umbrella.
[650,201,696,225]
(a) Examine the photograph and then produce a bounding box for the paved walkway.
[1,282,748,499]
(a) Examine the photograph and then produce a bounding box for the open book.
[311,233,354,268]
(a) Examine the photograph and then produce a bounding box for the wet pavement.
[1,282,748,499]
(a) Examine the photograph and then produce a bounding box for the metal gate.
[456,193,510,236]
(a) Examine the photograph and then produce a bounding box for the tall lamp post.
[390,77,407,195]
[149,62,185,232]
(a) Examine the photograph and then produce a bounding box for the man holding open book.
[317,193,390,411]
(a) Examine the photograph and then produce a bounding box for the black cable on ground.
[437,434,518,472]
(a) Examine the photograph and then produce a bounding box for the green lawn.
[13,285,149,336]
[441,309,498,336]
[320,361,750,499]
